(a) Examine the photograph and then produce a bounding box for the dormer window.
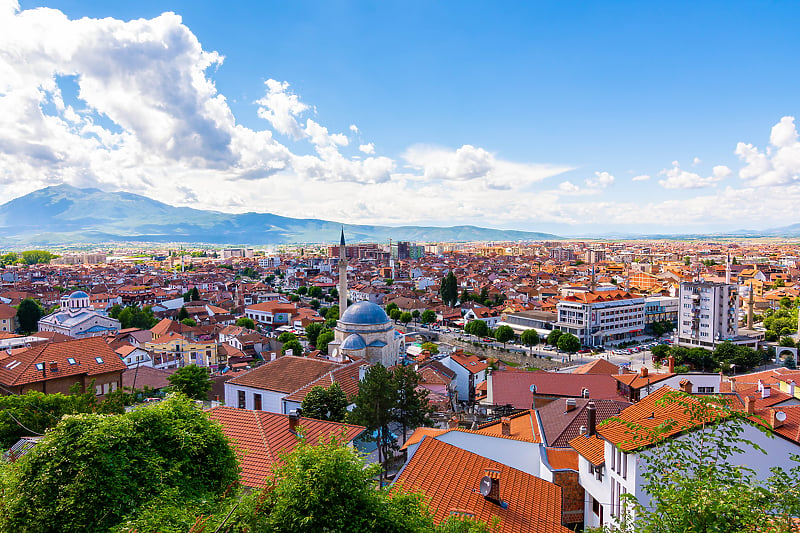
[35,363,44,371]
[95,357,104,364]
[67,357,77,365]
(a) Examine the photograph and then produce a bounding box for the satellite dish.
[776,411,787,422]
[529,384,537,393]
[479,476,493,497]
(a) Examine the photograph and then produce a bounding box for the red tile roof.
[492,370,620,407]
[394,437,570,533]
[450,353,488,374]
[572,358,624,375]
[544,447,579,471]
[227,355,341,393]
[207,406,365,488]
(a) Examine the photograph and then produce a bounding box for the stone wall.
[443,338,567,370]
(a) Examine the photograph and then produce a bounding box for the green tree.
[177,306,189,321]
[439,271,459,307]
[167,365,211,400]
[0,252,18,266]
[347,364,397,480]
[316,329,335,354]
[301,382,348,422]
[385,302,399,315]
[305,322,324,346]
[400,311,413,326]
[310,298,321,310]
[494,325,515,348]
[412,309,421,324]
[20,250,57,265]
[651,344,670,362]
[546,329,563,346]
[390,308,402,321]
[0,396,238,533]
[520,329,540,355]
[464,319,489,338]
[420,309,437,325]
[278,331,298,344]
[779,336,796,348]
[183,287,200,302]
[117,305,158,329]
[15,298,43,333]
[180,317,197,327]
[282,339,304,356]
[296,285,308,296]
[392,365,434,446]
[308,286,323,299]
[557,332,581,354]
[236,316,255,329]
[420,341,439,355]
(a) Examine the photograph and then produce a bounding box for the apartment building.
[555,290,645,347]
[676,281,745,348]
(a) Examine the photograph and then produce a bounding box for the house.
[441,351,488,403]
[0,336,126,395]
[613,366,723,402]
[486,369,620,409]
[0,303,18,333]
[144,332,220,370]
[463,306,501,328]
[244,301,297,330]
[114,344,153,369]
[207,406,365,488]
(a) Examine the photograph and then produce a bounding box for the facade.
[676,281,742,348]
[37,291,121,338]
[327,301,404,367]
[144,332,221,370]
[643,296,679,326]
[0,303,18,332]
[244,301,296,330]
[555,290,645,347]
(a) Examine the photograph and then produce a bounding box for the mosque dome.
[339,301,389,326]
[69,291,89,299]
[340,333,367,350]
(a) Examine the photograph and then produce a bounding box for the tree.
[779,336,796,348]
[310,298,321,310]
[278,331,298,343]
[412,309,420,324]
[546,329,563,346]
[117,305,158,329]
[651,344,670,362]
[316,329,335,354]
[236,316,255,329]
[464,319,489,338]
[389,308,402,321]
[183,287,200,302]
[557,332,581,354]
[347,364,397,480]
[494,325,515,348]
[521,329,540,355]
[305,322,324,346]
[308,286,323,299]
[385,302,399,315]
[439,271,458,307]
[16,298,43,333]
[296,285,308,296]
[177,306,189,321]
[392,365,434,446]
[0,396,239,533]
[301,382,348,422]
[420,341,439,355]
[180,317,197,327]
[20,250,57,265]
[167,365,212,400]
[282,339,304,356]
[420,309,437,325]
[400,311,413,326]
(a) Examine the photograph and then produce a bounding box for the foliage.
[301,382,348,422]
[310,298,320,310]
[240,266,258,279]
[393,365,434,446]
[316,329,335,354]
[116,304,158,329]
[167,364,212,400]
[183,287,200,302]
[290,294,300,302]
[181,317,197,326]
[308,286,323,299]
[420,341,439,355]
[0,252,18,266]
[439,272,459,307]
[177,306,189,321]
[556,332,581,353]
[390,308,402,321]
[493,325,515,347]
[464,319,489,338]
[412,309,421,321]
[278,331,298,343]
[282,339,304,356]
[520,329,540,351]
[386,302,399,314]
[236,316,255,329]
[0,396,239,533]
[400,311,413,325]
[305,322,324,346]
[15,298,43,333]
[650,320,675,337]
[779,336,796,347]
[546,329,563,346]
[347,364,397,475]
[420,309,437,325]
[650,344,670,361]
[297,286,308,296]
[784,355,798,369]
[20,250,57,265]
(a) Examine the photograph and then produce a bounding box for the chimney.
[679,379,693,394]
[789,380,796,396]
[668,355,675,373]
[579,425,587,435]
[566,398,577,412]
[358,365,368,381]
[770,410,786,429]
[761,386,771,399]
[640,367,649,378]
[757,380,764,392]
[587,401,597,436]
[49,361,58,372]
[744,395,755,415]
[582,388,589,398]
[288,409,302,434]
[448,416,460,429]
[500,417,511,436]
[483,469,502,503]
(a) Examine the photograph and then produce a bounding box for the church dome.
[340,333,367,350]
[69,291,89,299]
[339,301,389,325]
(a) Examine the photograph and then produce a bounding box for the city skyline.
[2,1,800,236]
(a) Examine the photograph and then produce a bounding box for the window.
[238,390,246,409]
[254,393,262,411]
[698,386,715,393]
[593,497,601,516]
[67,357,77,365]
[95,357,104,364]
[35,363,44,371]
[622,452,628,479]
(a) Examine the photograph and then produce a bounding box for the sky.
[1,0,800,236]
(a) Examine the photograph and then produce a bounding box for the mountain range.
[0,185,560,246]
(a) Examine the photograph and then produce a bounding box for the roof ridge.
[254,410,273,463]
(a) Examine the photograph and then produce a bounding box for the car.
[482,338,492,343]
[578,348,591,353]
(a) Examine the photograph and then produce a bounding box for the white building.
[37,291,121,338]
[555,290,645,347]
[676,281,753,348]
[327,301,405,367]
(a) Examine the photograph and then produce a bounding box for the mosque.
[37,291,121,338]
[327,230,404,367]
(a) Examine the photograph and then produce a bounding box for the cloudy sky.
[2,0,800,236]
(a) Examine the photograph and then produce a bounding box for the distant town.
[0,237,798,531]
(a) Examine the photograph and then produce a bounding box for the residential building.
[244,301,297,330]
[555,290,645,347]
[676,281,756,348]
[0,303,18,332]
[441,351,487,403]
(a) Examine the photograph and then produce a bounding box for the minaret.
[725,253,731,285]
[338,228,348,314]
[747,286,754,330]
[389,238,396,280]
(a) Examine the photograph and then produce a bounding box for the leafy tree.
[780,296,793,308]
[494,325,515,348]
[301,382,348,422]
[183,287,200,302]
[520,329,540,355]
[420,341,439,355]
[0,396,238,533]
[20,250,57,265]
[385,302,399,315]
[779,336,796,348]
[308,286,323,299]
[392,365,434,446]
[389,308,402,321]
[326,305,340,321]
[278,331,298,344]
[347,364,397,479]
[316,329,335,354]
[236,316,255,329]
[177,306,189,321]
[167,365,211,400]
[180,317,197,327]
[16,298,43,333]
[439,272,458,307]
[557,332,581,354]
[420,309,437,325]
[290,294,300,302]
[117,305,158,329]
[784,355,798,369]
[479,287,490,306]
[464,319,489,338]
[400,311,413,326]
[305,322,324,346]
[296,285,308,296]
[310,298,321,310]
[412,309,421,323]
[0,252,18,266]
[546,329,563,346]
[651,344,670,362]
[282,339,304,356]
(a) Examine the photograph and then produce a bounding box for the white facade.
[38,291,121,338]
[555,293,645,347]
[677,281,738,348]
[224,382,284,412]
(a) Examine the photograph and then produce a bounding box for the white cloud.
[712,165,732,179]
[255,79,308,140]
[658,161,723,189]
[632,174,650,181]
[585,171,614,188]
[736,116,800,187]
[359,143,375,155]
[349,124,358,133]
[692,157,702,166]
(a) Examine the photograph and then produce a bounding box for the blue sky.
[2,0,800,236]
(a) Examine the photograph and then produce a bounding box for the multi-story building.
[555,290,645,347]
[643,296,679,327]
[676,281,746,348]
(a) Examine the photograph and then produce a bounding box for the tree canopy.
[301,382,348,422]
[15,298,43,334]
[557,332,581,353]
[281,339,304,356]
[305,322,324,346]
[464,319,489,338]
[439,272,459,307]
[167,364,212,400]
[546,329,563,346]
[493,325,515,347]
[520,329,540,352]
[316,329,335,354]
[420,309,437,325]
[236,316,255,329]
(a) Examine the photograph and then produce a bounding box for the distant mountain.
[0,185,560,246]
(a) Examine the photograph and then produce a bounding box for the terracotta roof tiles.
[227,355,341,393]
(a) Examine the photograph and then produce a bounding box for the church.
[327,230,405,367]
[38,291,121,338]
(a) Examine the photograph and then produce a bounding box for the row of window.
[237,390,263,410]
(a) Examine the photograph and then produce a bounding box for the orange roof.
[450,353,488,374]
[568,433,605,466]
[395,438,570,533]
[208,406,365,488]
[227,355,340,393]
[562,290,637,304]
[613,371,675,389]
[544,447,579,471]
[476,410,540,443]
[572,358,623,375]
[401,427,448,450]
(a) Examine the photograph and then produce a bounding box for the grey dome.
[340,333,367,350]
[69,291,89,299]
[339,301,389,325]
